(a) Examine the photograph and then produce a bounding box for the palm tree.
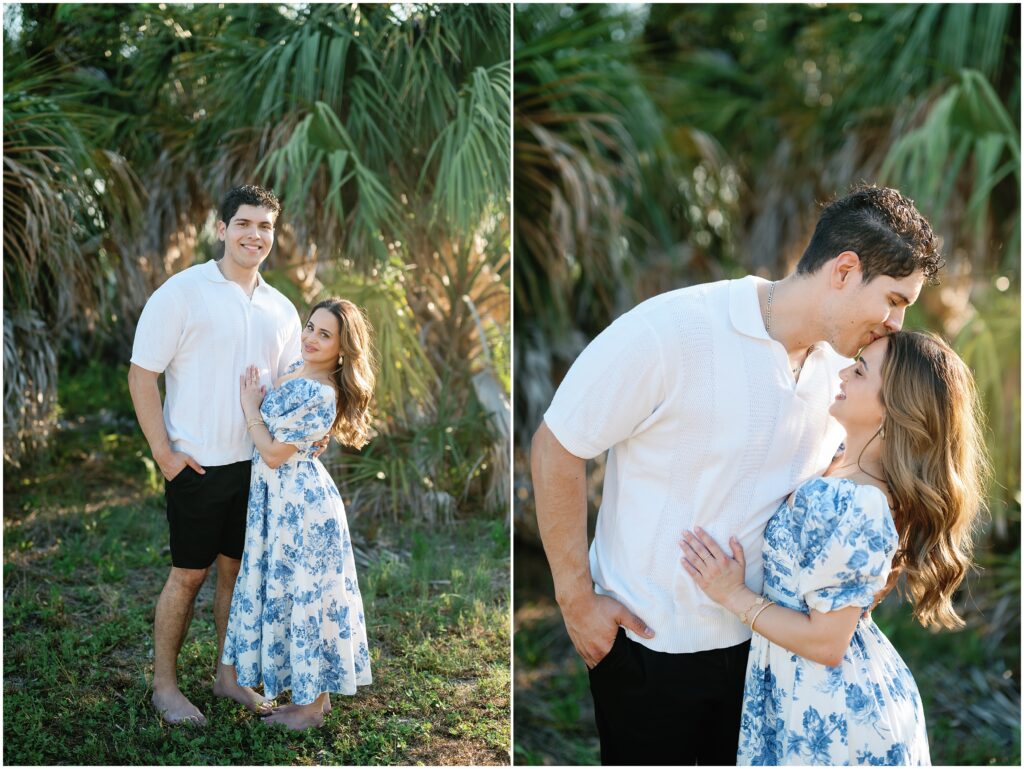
[513,0,1019,503]
[3,3,511,518]
[512,6,1019,763]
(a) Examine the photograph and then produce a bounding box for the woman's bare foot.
[267,695,331,716]
[262,699,326,731]
[152,686,207,726]
[212,678,272,714]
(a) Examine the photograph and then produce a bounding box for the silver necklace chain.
[767,280,809,380]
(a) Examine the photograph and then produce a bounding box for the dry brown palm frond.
[404,217,510,373]
[3,310,58,466]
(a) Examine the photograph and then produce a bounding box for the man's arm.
[128,364,205,480]
[531,421,654,668]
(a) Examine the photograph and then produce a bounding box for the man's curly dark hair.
[218,185,282,226]
[796,185,943,285]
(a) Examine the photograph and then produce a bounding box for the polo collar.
[202,258,265,290]
[729,275,771,340]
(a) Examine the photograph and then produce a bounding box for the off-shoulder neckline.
[272,375,335,396]
[786,475,891,512]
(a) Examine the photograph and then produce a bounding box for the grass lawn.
[513,540,1020,766]
[4,362,511,765]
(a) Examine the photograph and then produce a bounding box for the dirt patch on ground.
[406,733,509,766]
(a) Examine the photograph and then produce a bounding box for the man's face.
[217,204,276,270]
[824,264,925,358]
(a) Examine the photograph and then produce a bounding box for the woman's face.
[301,308,342,366]
[829,336,888,431]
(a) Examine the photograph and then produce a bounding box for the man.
[530,186,941,764]
[129,185,302,725]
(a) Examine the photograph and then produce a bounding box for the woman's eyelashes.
[304,323,332,339]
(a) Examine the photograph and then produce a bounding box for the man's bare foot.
[152,687,207,726]
[212,678,272,714]
[262,702,325,730]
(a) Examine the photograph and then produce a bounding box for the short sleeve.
[263,379,336,448]
[796,480,898,614]
[543,309,667,460]
[130,280,186,373]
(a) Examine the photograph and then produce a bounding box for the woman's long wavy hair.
[308,297,376,449]
[877,330,990,629]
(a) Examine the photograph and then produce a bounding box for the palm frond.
[420,63,511,235]
[881,69,1020,270]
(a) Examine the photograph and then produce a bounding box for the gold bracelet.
[749,600,773,632]
[739,595,766,625]
[246,419,265,432]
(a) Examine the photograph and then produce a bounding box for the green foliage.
[953,289,1021,543]
[513,5,1020,765]
[421,62,511,235]
[513,4,1020,448]
[881,68,1021,269]
[2,4,511,513]
[2,49,144,462]
[333,379,504,522]
[55,358,136,420]
[317,261,440,425]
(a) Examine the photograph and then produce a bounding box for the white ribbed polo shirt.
[130,259,302,466]
[543,276,849,654]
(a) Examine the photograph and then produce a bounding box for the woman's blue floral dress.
[737,477,930,766]
[222,373,371,705]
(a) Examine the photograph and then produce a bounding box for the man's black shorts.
[164,460,251,569]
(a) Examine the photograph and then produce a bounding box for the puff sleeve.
[794,479,898,614]
[261,379,336,449]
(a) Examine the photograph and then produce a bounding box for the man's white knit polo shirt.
[544,276,849,654]
[130,259,302,467]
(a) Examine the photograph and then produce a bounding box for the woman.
[221,297,376,730]
[680,331,988,765]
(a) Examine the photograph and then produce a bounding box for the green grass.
[4,363,511,765]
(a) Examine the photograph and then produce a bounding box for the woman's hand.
[680,527,753,611]
[239,364,267,417]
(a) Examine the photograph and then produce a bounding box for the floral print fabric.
[222,375,371,704]
[737,477,930,765]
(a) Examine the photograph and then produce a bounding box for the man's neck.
[762,275,822,357]
[216,257,260,296]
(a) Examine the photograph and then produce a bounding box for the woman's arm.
[240,365,298,470]
[680,528,861,667]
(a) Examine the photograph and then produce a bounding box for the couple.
[128,185,373,730]
[532,186,987,765]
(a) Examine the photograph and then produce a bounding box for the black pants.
[588,628,750,766]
